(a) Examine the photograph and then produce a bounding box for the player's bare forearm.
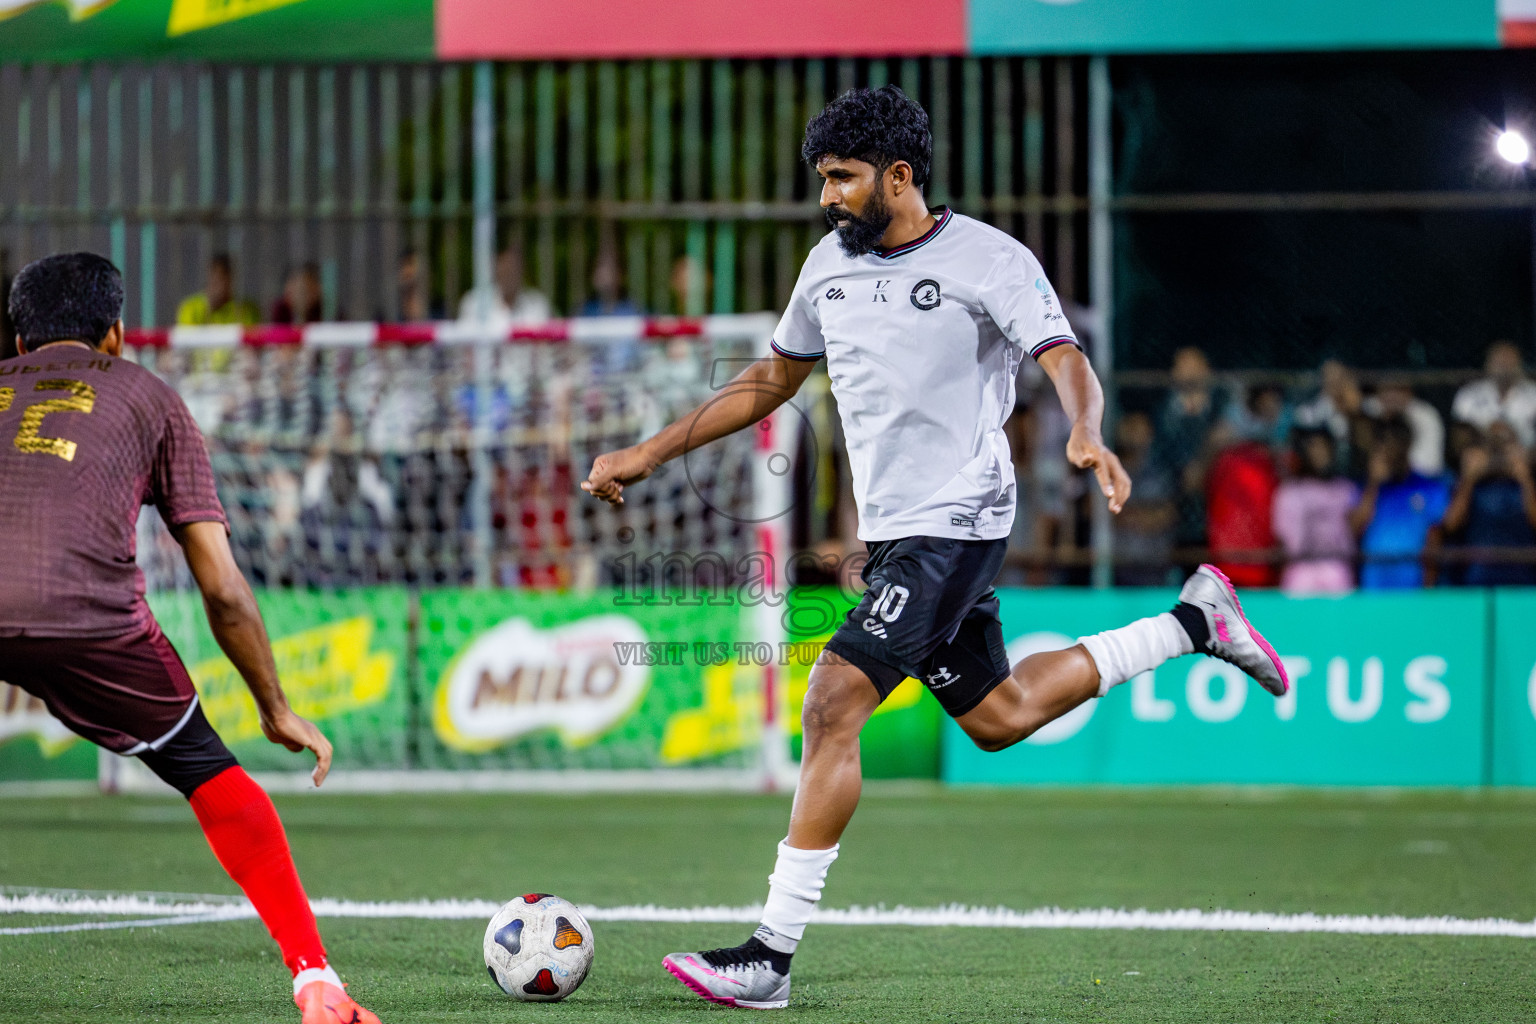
[646,355,810,462]
[1036,345,1131,513]
[175,521,334,783]
[583,353,816,505]
[1038,345,1104,435]
[174,523,287,714]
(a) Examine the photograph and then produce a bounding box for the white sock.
[757,839,839,955]
[292,964,343,997]
[1078,612,1193,696]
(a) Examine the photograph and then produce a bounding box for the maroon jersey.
[0,346,226,638]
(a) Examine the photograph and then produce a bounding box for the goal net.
[103,314,797,793]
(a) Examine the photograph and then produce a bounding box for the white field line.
[3,890,1536,939]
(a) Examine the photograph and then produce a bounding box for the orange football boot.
[295,980,382,1024]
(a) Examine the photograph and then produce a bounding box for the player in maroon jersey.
[0,253,381,1024]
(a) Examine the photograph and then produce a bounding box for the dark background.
[1114,50,1536,370]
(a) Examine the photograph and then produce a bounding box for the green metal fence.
[0,58,1093,327]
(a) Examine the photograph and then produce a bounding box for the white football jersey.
[771,207,1078,541]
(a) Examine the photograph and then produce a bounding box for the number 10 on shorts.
[869,583,909,624]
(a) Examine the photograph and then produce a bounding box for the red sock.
[189,765,327,975]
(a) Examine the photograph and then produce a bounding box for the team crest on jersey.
[910,279,941,310]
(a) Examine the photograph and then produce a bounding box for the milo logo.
[433,615,650,752]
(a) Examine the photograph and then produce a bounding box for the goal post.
[100,313,803,794]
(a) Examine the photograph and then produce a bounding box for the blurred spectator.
[1446,419,1481,479]
[493,462,574,588]
[1362,376,1444,476]
[1,247,15,360]
[177,253,258,326]
[669,253,711,317]
[1293,358,1366,461]
[1153,346,1227,551]
[365,347,434,454]
[301,410,394,585]
[1272,429,1358,594]
[1294,359,1361,441]
[1111,411,1177,586]
[1225,382,1293,450]
[1297,359,1385,478]
[1206,439,1279,587]
[1452,340,1536,447]
[639,335,707,433]
[1442,422,1536,586]
[580,246,642,317]
[392,248,443,321]
[1350,416,1450,589]
[579,246,645,375]
[458,243,552,327]
[269,263,324,325]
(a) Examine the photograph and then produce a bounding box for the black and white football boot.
[663,933,791,1009]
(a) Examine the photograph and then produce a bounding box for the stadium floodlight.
[1497,129,1531,165]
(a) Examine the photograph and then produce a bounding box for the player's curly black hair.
[8,252,124,349]
[801,85,933,190]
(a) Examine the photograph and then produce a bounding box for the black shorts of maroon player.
[0,620,237,797]
[824,535,1012,718]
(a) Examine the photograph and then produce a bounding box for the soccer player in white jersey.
[583,86,1288,1009]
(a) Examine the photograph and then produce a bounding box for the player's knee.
[801,674,868,743]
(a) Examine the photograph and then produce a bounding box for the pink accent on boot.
[1199,563,1290,695]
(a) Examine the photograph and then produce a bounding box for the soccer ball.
[483,893,595,1001]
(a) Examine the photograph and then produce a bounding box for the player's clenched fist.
[582,444,657,505]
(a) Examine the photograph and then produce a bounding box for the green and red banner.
[6,585,1536,788]
[148,588,412,771]
[417,590,764,771]
[0,0,433,61]
[0,0,1522,62]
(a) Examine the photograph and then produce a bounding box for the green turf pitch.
[2,787,1535,1023]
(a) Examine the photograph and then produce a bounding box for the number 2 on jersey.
[0,379,96,462]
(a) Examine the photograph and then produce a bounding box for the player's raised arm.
[582,350,818,505]
[1037,343,1132,514]
[174,520,334,786]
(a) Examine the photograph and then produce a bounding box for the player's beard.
[826,190,893,257]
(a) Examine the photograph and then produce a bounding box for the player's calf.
[1078,563,1289,697]
[138,713,380,1021]
[960,564,1288,755]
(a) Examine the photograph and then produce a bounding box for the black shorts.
[825,535,1011,718]
[0,620,237,796]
